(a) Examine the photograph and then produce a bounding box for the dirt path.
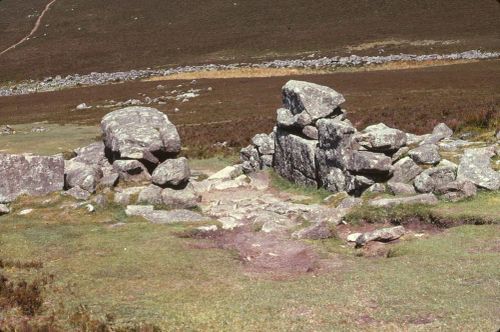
[0,0,58,56]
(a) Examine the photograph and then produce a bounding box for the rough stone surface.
[73,142,106,165]
[435,180,477,202]
[389,157,423,183]
[0,153,64,203]
[137,184,163,205]
[292,222,334,240]
[251,133,275,155]
[113,160,151,182]
[145,209,210,224]
[161,183,201,209]
[457,147,500,190]
[152,157,190,187]
[101,107,181,163]
[413,166,456,193]
[356,226,406,246]
[276,107,312,128]
[64,186,91,200]
[355,123,407,152]
[347,151,393,175]
[282,80,345,121]
[207,165,243,181]
[337,196,363,210]
[274,128,318,187]
[240,145,261,173]
[345,174,376,196]
[99,172,119,188]
[302,125,319,140]
[408,144,441,165]
[387,182,416,196]
[369,193,439,208]
[65,160,102,193]
[420,123,453,145]
[0,204,10,215]
[366,183,386,193]
[113,186,146,205]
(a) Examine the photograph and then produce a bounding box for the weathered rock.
[366,183,386,193]
[282,80,345,121]
[73,142,106,165]
[302,206,344,225]
[0,204,10,215]
[337,196,363,210]
[355,123,407,152]
[420,123,453,145]
[113,186,146,205]
[274,128,318,187]
[240,145,261,173]
[387,182,416,196]
[346,174,376,196]
[391,146,410,162]
[145,209,210,224]
[347,151,393,175]
[408,144,441,165]
[152,157,190,187]
[292,222,334,240]
[276,108,312,128]
[369,193,439,208]
[99,172,119,188]
[260,155,273,168]
[435,180,477,202]
[113,160,151,182]
[251,133,275,155]
[406,133,428,146]
[302,125,319,140]
[437,159,458,170]
[64,186,91,200]
[161,183,201,209]
[0,153,64,203]
[457,147,500,190]
[320,167,346,193]
[389,157,423,183]
[347,233,362,242]
[207,165,243,181]
[64,160,102,193]
[356,226,405,246]
[92,194,108,207]
[414,166,456,193]
[101,107,181,164]
[125,205,154,217]
[137,184,163,205]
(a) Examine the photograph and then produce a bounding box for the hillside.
[0,0,499,81]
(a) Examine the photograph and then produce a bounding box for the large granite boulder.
[73,142,106,165]
[413,166,456,193]
[64,160,103,193]
[276,108,312,128]
[389,157,423,183]
[251,133,275,155]
[274,128,318,187]
[152,157,190,188]
[408,144,441,165]
[435,179,477,202]
[101,107,181,164]
[457,147,500,190]
[282,80,345,121]
[0,154,64,203]
[161,183,201,209]
[355,123,407,152]
[347,151,393,176]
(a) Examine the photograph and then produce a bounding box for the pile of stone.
[0,107,201,219]
[241,80,500,203]
[0,125,15,135]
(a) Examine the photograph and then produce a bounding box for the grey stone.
[406,133,428,146]
[420,123,453,145]
[125,205,154,217]
[101,107,181,164]
[92,194,108,207]
[320,167,346,193]
[282,80,345,121]
[64,160,102,193]
[260,155,273,168]
[274,128,318,187]
[152,157,190,187]
[251,133,275,155]
[389,157,423,183]
[356,226,406,246]
[0,153,65,203]
[387,182,416,195]
[0,204,10,215]
[408,144,441,164]
[437,159,458,170]
[391,146,410,162]
[368,193,439,208]
[355,123,407,152]
[457,147,500,190]
[435,180,477,202]
[347,151,393,175]
[276,108,312,128]
[337,196,363,210]
[137,184,163,205]
[240,145,261,173]
[345,174,375,196]
[145,209,210,224]
[366,183,386,193]
[292,222,334,240]
[113,186,146,205]
[302,125,319,140]
[161,183,201,209]
[99,172,119,187]
[73,142,106,165]
[414,166,456,193]
[207,165,243,181]
[113,160,151,182]
[64,186,91,200]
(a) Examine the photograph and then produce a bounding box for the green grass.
[0,123,100,155]
[0,204,499,330]
[345,191,500,225]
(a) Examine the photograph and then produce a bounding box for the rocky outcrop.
[0,154,64,203]
[457,147,500,190]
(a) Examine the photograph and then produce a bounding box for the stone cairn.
[241,80,500,202]
[0,107,202,221]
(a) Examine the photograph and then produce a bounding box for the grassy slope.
[0,193,499,330]
[0,0,499,80]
